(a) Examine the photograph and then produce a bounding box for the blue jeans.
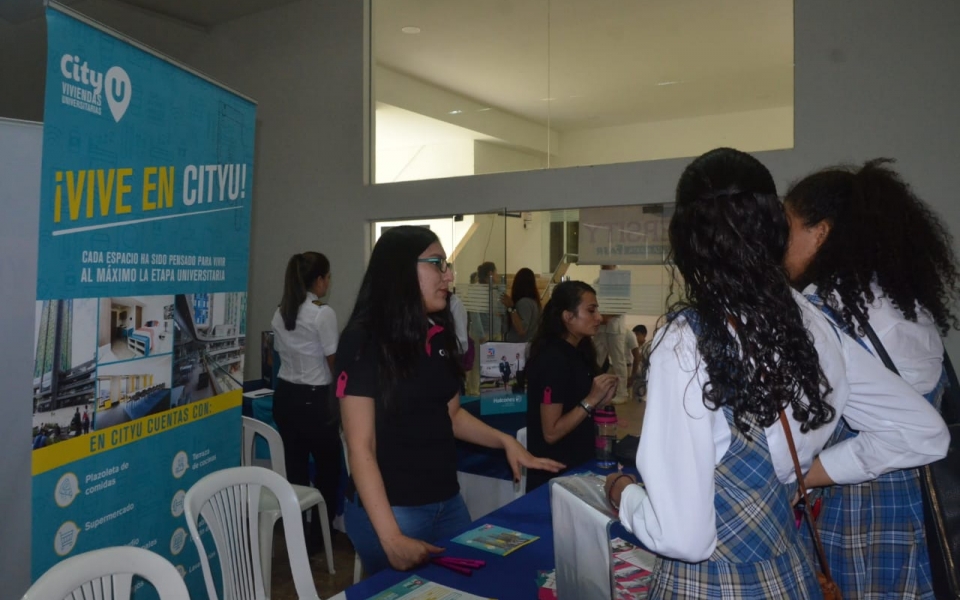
[344,493,472,575]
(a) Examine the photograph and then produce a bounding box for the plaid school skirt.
[800,376,945,599]
[652,407,822,599]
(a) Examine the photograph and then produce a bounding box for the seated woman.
[501,267,542,343]
[337,226,563,575]
[605,148,948,598]
[524,280,619,492]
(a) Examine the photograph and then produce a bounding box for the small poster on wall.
[477,341,528,414]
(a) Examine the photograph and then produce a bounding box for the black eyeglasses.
[417,257,453,273]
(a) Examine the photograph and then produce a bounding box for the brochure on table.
[30,4,256,597]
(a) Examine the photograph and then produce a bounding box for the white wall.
[555,106,794,168]
[0,118,41,596]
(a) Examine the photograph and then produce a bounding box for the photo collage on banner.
[31,5,256,596]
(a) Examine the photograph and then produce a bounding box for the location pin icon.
[105,66,131,122]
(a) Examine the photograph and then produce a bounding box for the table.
[338,461,638,600]
[456,399,526,519]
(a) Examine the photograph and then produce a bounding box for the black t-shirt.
[525,337,596,490]
[336,325,461,507]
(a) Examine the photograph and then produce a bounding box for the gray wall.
[0,118,41,596]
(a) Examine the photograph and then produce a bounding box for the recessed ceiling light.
[476,107,492,112]
[656,80,681,87]
[540,97,556,101]
[401,26,421,34]
[448,109,464,115]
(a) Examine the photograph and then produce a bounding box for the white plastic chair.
[184,465,321,600]
[241,415,335,595]
[22,546,189,599]
[515,426,528,498]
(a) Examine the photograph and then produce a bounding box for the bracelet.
[579,400,593,415]
[607,474,634,511]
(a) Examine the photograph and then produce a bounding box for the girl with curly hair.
[605,148,948,598]
[783,159,960,598]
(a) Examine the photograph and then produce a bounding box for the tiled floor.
[270,397,647,599]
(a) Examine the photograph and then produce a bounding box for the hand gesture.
[500,293,514,309]
[383,533,445,571]
[503,437,565,483]
[588,374,619,408]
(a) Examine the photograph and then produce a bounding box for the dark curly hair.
[785,158,960,336]
[666,148,834,435]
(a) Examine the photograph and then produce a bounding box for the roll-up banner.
[31,4,256,596]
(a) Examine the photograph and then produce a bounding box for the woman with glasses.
[270,251,340,550]
[783,159,960,598]
[604,148,948,598]
[337,226,563,575]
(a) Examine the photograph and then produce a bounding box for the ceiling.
[0,0,300,28]
[2,0,793,133]
[373,0,794,131]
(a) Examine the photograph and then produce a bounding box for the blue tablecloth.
[343,462,642,600]
[455,399,526,481]
[344,474,556,600]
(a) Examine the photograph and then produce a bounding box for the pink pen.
[431,557,474,576]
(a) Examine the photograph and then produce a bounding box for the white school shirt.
[449,293,469,353]
[618,290,949,563]
[271,292,339,386]
[810,282,944,395]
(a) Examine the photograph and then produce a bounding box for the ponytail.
[279,252,331,331]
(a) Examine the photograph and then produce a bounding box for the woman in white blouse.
[781,159,960,598]
[271,251,340,547]
[605,148,948,599]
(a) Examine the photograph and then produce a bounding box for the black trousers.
[272,378,341,528]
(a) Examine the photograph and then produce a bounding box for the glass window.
[371,1,793,183]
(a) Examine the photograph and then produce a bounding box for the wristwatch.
[506,306,515,314]
[579,400,594,415]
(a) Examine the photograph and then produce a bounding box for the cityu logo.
[60,54,131,122]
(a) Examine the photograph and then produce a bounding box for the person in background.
[466,261,499,396]
[337,226,563,575]
[593,265,628,404]
[271,251,341,550]
[623,326,640,398]
[81,407,90,434]
[605,148,948,597]
[501,267,542,343]
[499,355,512,389]
[632,324,651,400]
[525,280,619,492]
[448,289,469,355]
[448,290,472,394]
[783,158,960,598]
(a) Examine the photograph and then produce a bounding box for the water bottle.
[594,405,617,469]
